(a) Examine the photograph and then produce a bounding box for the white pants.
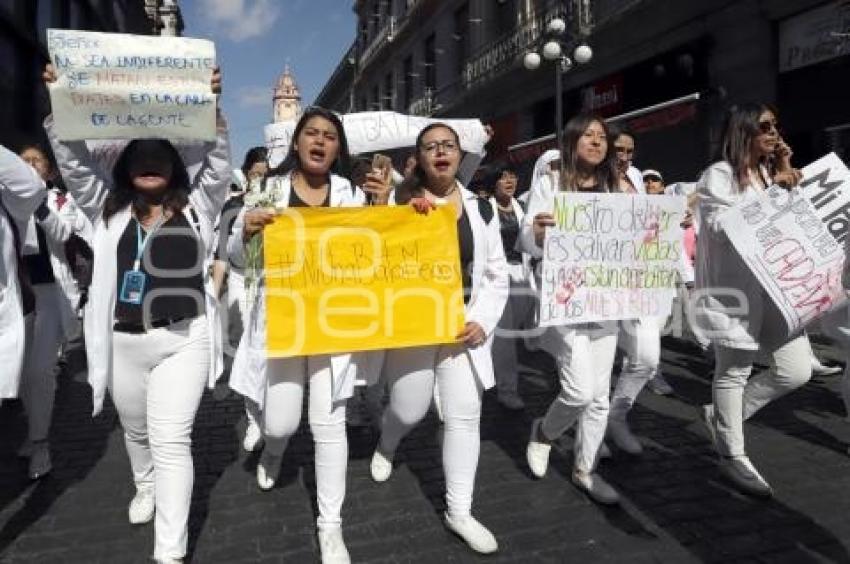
[222,269,248,359]
[713,334,811,457]
[379,344,484,517]
[20,283,65,442]
[263,355,347,530]
[110,317,210,561]
[610,317,662,421]
[817,306,850,416]
[493,263,533,397]
[540,323,620,472]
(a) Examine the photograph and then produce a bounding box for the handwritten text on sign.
[539,194,685,326]
[265,112,488,167]
[47,29,216,141]
[263,205,465,357]
[720,184,846,334]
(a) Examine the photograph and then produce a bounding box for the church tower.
[273,65,302,123]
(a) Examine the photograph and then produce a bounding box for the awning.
[508,92,702,162]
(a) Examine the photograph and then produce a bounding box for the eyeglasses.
[421,140,459,154]
[758,120,779,134]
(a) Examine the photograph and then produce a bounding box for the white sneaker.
[526,418,551,478]
[444,513,498,554]
[370,448,393,483]
[571,470,620,505]
[647,373,674,395]
[317,528,351,564]
[700,404,718,451]
[242,420,264,453]
[812,356,842,377]
[607,419,643,455]
[719,455,772,497]
[28,442,52,480]
[256,451,283,491]
[497,391,525,410]
[128,484,155,525]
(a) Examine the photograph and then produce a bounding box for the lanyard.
[133,217,164,271]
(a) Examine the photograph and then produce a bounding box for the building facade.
[0,0,183,150]
[315,0,850,186]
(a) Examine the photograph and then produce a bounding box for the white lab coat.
[0,146,47,398]
[694,161,788,351]
[46,114,232,416]
[227,172,367,409]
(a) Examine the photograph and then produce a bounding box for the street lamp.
[523,16,593,154]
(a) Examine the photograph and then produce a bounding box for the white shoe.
[526,418,551,478]
[812,356,842,377]
[497,391,525,410]
[444,513,498,554]
[242,420,264,453]
[128,484,155,525]
[256,451,283,491]
[571,470,620,505]
[700,404,718,451]
[719,455,772,497]
[607,419,643,455]
[28,442,52,480]
[317,528,351,564]
[370,448,393,483]
[647,373,674,395]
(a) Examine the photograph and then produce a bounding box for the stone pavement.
[2,336,850,563]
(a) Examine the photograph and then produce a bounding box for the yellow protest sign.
[263,205,465,357]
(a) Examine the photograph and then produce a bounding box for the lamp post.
[523,16,593,153]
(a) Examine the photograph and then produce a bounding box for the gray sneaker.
[719,455,772,497]
[571,469,620,505]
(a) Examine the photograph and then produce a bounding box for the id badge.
[119,270,147,304]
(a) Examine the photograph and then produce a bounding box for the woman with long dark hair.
[485,163,532,410]
[227,107,362,564]
[520,113,623,505]
[368,123,508,554]
[15,142,88,480]
[695,102,810,497]
[44,64,230,564]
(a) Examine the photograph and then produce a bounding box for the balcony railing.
[462,2,568,91]
[358,0,427,70]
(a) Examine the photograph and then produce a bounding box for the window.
[424,33,436,93]
[402,55,413,110]
[384,72,394,110]
[495,0,517,38]
[453,3,469,77]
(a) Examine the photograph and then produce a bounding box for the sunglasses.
[758,120,779,134]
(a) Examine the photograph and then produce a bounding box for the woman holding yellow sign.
[368,123,509,555]
[228,107,373,564]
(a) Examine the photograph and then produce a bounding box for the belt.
[113,316,188,334]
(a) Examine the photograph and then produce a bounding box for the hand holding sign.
[45,29,218,141]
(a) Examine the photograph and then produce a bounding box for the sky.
[181,0,357,164]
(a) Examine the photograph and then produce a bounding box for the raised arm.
[188,108,232,225]
[0,146,46,222]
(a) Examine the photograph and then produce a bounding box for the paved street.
[2,336,850,563]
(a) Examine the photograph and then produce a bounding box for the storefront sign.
[779,1,850,73]
[581,75,623,116]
